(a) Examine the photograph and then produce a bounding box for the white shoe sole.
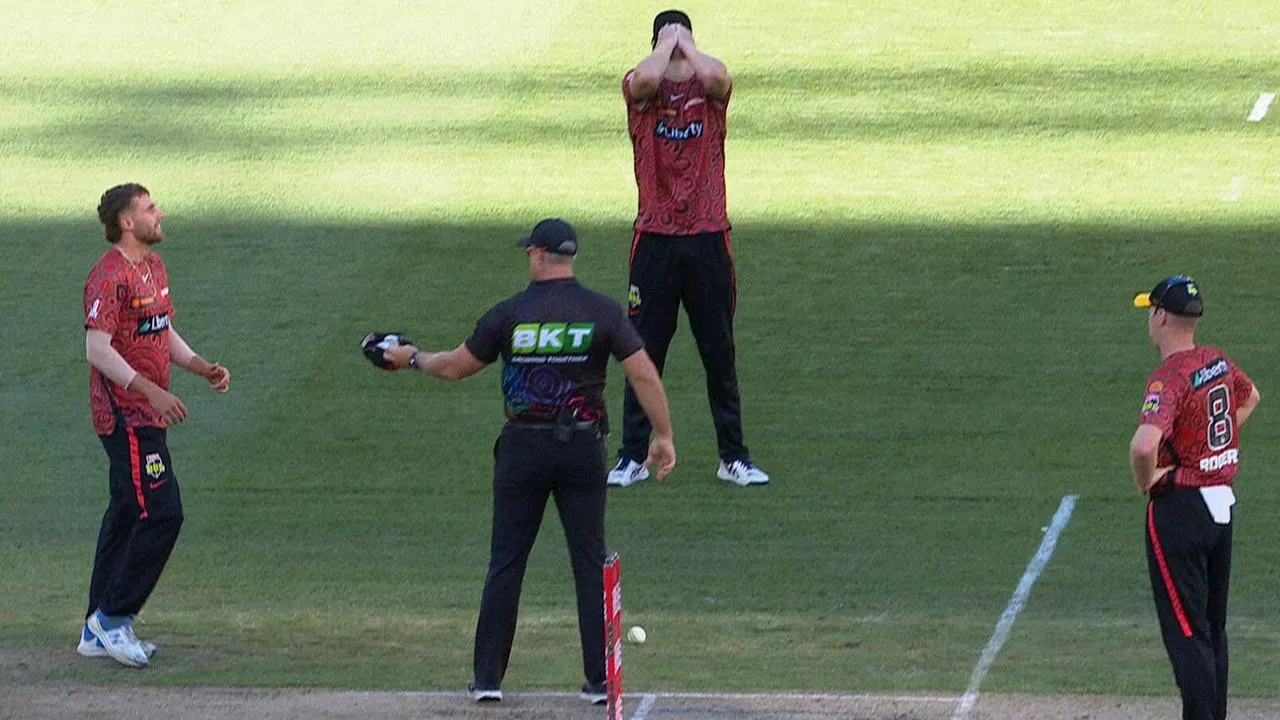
[608,465,650,487]
[79,637,156,659]
[86,615,149,668]
[717,469,769,486]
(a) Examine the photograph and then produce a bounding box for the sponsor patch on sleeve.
[1141,393,1161,414]
[1147,381,1163,393]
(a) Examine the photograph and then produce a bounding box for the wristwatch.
[408,350,421,370]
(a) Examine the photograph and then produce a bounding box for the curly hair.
[97,183,149,243]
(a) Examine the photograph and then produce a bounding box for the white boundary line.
[951,494,1079,720]
[1246,92,1275,122]
[631,693,658,720]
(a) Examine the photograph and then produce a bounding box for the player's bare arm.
[628,26,681,100]
[385,343,488,381]
[1238,384,1261,427]
[169,328,230,393]
[86,329,188,424]
[1129,424,1171,493]
[674,26,731,100]
[620,349,676,479]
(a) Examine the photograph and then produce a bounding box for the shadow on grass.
[1,59,1275,157]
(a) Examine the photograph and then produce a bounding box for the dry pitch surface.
[6,685,1280,720]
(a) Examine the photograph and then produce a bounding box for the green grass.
[1,0,1278,699]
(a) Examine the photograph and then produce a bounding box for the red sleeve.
[716,79,733,108]
[84,268,124,335]
[1137,370,1181,435]
[623,69,649,109]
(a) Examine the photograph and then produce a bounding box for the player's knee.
[146,503,184,535]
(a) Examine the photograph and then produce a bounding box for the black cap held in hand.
[1133,275,1204,317]
[518,218,579,256]
[652,9,691,47]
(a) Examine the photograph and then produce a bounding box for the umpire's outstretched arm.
[385,343,488,380]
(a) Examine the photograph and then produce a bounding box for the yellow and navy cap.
[1133,275,1203,317]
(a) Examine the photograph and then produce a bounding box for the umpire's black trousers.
[473,423,607,689]
[87,423,184,619]
[1146,488,1232,720]
[620,231,748,463]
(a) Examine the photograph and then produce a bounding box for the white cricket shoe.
[717,459,770,486]
[78,624,157,659]
[468,683,503,702]
[607,457,650,487]
[87,611,150,668]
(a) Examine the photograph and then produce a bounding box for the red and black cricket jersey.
[624,70,731,236]
[84,248,174,436]
[1137,346,1254,488]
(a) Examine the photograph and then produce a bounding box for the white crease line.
[1224,175,1247,202]
[644,691,956,703]
[1246,92,1275,122]
[370,690,959,703]
[632,693,658,720]
[951,494,1078,720]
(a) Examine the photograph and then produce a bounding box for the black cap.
[518,218,578,256]
[652,9,691,47]
[1133,275,1203,317]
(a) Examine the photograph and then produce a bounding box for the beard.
[138,224,165,245]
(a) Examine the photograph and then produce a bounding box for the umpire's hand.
[646,434,676,481]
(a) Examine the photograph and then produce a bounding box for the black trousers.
[473,424,608,689]
[620,231,748,463]
[87,424,184,619]
[1145,488,1233,720]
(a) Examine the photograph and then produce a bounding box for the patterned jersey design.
[466,280,644,424]
[624,71,731,236]
[1137,346,1254,488]
[84,249,173,435]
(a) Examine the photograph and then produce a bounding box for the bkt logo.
[512,323,594,354]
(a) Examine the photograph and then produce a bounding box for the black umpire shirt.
[465,278,644,425]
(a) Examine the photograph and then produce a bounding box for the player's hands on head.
[645,435,677,481]
[657,23,682,46]
[673,24,694,48]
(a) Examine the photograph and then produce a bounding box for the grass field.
[2,0,1279,704]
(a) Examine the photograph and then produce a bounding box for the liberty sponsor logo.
[1141,393,1160,414]
[1199,449,1239,472]
[1192,358,1229,389]
[512,323,594,355]
[144,453,166,480]
[88,299,102,321]
[137,312,170,335]
[656,119,703,141]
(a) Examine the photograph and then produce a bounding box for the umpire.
[378,218,676,705]
[1129,276,1261,720]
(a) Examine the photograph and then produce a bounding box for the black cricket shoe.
[581,682,607,705]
